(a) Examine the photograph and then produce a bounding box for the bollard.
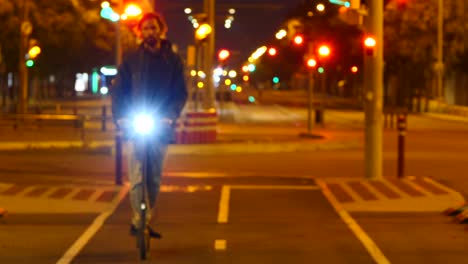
[101,106,107,132]
[315,108,324,126]
[0,207,6,217]
[397,114,407,178]
[115,133,123,185]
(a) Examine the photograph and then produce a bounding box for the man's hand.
[161,118,173,126]
[117,118,130,128]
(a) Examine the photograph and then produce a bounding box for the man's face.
[140,18,161,46]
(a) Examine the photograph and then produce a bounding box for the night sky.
[154,0,304,66]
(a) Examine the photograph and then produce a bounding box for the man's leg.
[127,141,145,228]
[146,142,168,216]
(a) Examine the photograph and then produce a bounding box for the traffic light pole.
[203,0,215,110]
[115,0,122,67]
[18,0,30,114]
[436,0,444,100]
[307,70,315,133]
[364,0,384,180]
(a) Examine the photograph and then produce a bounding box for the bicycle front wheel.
[137,205,150,260]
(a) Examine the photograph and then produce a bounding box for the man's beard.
[144,36,158,46]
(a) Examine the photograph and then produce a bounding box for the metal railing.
[0,105,115,144]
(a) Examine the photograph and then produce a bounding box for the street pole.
[115,22,122,67]
[203,0,215,110]
[436,0,444,100]
[307,70,315,133]
[115,0,123,67]
[364,0,384,180]
[18,0,30,114]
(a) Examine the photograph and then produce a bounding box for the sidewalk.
[1,104,468,154]
[0,122,362,154]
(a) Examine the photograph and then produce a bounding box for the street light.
[294,35,304,45]
[124,4,142,17]
[268,47,277,56]
[317,4,325,12]
[307,58,317,68]
[276,29,287,40]
[218,49,230,61]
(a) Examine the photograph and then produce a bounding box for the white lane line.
[16,186,39,197]
[88,189,106,202]
[56,184,129,264]
[214,239,227,251]
[339,182,365,203]
[230,185,320,190]
[402,178,432,196]
[316,179,391,264]
[423,177,466,200]
[217,185,231,224]
[41,187,60,199]
[0,183,14,193]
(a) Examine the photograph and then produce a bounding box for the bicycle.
[121,112,159,260]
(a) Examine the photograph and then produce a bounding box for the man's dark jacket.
[111,40,188,139]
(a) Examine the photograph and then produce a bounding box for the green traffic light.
[318,67,325,74]
[26,60,34,67]
[272,76,280,84]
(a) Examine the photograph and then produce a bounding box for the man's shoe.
[130,224,162,239]
[147,226,162,239]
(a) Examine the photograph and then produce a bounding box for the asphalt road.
[1,176,467,263]
[1,107,468,263]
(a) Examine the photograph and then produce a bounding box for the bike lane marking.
[216,184,321,251]
[315,179,390,264]
[55,184,130,264]
[217,185,320,224]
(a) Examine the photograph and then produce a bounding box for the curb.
[0,139,361,154]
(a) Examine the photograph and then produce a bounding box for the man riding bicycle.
[111,12,188,238]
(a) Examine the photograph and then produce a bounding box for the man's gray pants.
[127,139,168,227]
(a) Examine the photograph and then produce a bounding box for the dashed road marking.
[217,184,319,224]
[218,185,230,224]
[319,177,465,212]
[0,183,214,203]
[214,239,227,251]
[56,184,129,264]
[316,179,391,264]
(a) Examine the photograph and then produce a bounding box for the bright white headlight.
[132,113,155,135]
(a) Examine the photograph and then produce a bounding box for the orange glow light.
[124,4,142,17]
[218,49,230,61]
[364,37,377,48]
[307,58,317,68]
[268,47,277,56]
[294,35,304,45]
[318,45,331,57]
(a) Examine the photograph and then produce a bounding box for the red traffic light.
[364,36,376,55]
[364,37,376,48]
[306,58,317,68]
[218,49,230,61]
[317,45,331,57]
[268,47,277,56]
[293,35,304,45]
[396,0,408,9]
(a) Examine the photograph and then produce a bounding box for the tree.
[0,0,119,97]
[249,0,363,93]
[383,0,467,105]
